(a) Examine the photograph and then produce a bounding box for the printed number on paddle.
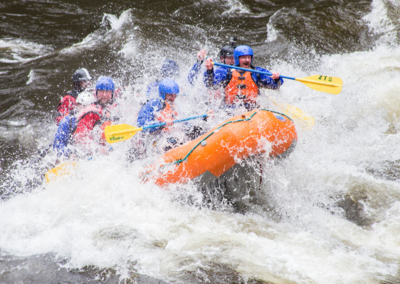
[318,75,333,82]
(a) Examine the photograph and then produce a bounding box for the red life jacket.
[104,101,119,120]
[55,94,77,125]
[98,102,120,143]
[224,70,259,105]
[157,102,178,132]
[72,104,103,145]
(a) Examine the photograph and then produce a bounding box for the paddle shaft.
[212,62,339,87]
[142,114,207,130]
[213,61,291,79]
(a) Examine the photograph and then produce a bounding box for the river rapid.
[1,0,400,283]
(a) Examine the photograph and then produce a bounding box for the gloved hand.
[271,72,280,80]
[205,58,214,70]
[197,49,207,62]
[205,109,215,120]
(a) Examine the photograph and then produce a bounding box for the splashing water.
[1,0,400,283]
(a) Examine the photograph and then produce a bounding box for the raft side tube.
[141,109,297,187]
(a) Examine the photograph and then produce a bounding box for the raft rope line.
[152,109,292,174]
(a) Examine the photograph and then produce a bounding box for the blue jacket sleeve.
[188,61,203,85]
[145,80,160,98]
[53,116,74,157]
[137,98,164,133]
[253,67,284,89]
[203,67,229,88]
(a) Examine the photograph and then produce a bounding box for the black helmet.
[219,37,237,58]
[219,45,235,58]
[72,68,92,83]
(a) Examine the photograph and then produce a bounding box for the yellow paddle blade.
[104,124,143,144]
[268,94,315,130]
[45,161,78,183]
[275,102,315,130]
[296,75,343,95]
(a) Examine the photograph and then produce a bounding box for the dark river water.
[1,0,400,283]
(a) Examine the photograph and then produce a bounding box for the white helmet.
[76,90,96,105]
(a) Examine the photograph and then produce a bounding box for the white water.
[0,38,52,64]
[363,0,398,45]
[1,2,400,283]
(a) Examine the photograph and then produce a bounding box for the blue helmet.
[160,60,179,78]
[233,45,253,66]
[159,78,179,100]
[95,77,115,91]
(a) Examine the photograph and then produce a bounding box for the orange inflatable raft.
[142,109,297,187]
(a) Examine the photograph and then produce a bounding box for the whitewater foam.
[2,3,400,283]
[363,0,398,45]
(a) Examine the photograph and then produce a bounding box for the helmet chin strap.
[74,81,81,92]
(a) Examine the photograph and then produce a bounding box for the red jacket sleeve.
[57,95,77,116]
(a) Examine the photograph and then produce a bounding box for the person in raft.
[55,68,92,125]
[138,78,180,135]
[203,45,283,112]
[187,37,237,85]
[127,79,202,161]
[53,77,117,161]
[145,60,180,99]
